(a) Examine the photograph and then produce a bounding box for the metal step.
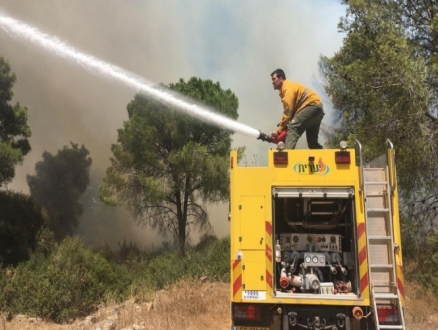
[367,208,389,212]
[365,181,388,185]
[370,264,393,269]
[372,282,396,287]
[366,191,386,197]
[379,326,403,330]
[374,292,398,299]
[368,236,391,240]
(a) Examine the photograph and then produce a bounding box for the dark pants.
[285,104,324,149]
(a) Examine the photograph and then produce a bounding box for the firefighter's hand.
[271,131,278,139]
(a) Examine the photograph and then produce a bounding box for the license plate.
[242,290,266,300]
[235,327,269,330]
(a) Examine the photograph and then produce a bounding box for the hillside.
[1,279,436,330]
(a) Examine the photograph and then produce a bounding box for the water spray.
[0,13,275,142]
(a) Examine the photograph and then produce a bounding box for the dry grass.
[404,281,438,328]
[0,279,230,330]
[0,279,437,330]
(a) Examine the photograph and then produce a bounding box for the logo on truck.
[293,158,330,175]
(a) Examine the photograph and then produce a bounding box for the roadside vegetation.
[0,234,229,323]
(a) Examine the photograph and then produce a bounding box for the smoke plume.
[0,0,345,248]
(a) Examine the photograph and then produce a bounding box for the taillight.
[232,304,262,321]
[376,305,399,324]
[335,151,350,164]
[273,152,288,165]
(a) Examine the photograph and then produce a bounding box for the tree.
[100,77,239,255]
[0,56,31,186]
[397,0,438,116]
[0,191,46,266]
[319,0,438,261]
[320,1,437,193]
[27,143,92,241]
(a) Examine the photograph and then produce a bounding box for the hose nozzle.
[257,131,272,143]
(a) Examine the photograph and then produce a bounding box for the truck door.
[239,196,267,291]
[239,196,265,250]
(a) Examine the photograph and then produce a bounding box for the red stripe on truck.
[359,246,367,265]
[265,221,272,236]
[266,270,273,288]
[358,223,365,238]
[265,244,272,262]
[233,274,242,297]
[360,273,369,291]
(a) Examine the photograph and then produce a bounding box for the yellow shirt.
[277,80,322,133]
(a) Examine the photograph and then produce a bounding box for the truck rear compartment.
[230,146,406,330]
[272,187,360,300]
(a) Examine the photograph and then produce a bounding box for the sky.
[0,0,346,249]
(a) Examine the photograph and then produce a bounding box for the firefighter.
[270,69,324,149]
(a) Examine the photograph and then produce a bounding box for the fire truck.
[229,140,406,330]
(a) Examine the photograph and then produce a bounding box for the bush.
[0,237,132,322]
[0,191,46,266]
[404,231,438,296]
[131,236,230,292]
[0,234,230,322]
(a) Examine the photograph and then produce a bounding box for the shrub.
[131,236,230,293]
[0,191,46,266]
[0,237,131,322]
[0,234,231,322]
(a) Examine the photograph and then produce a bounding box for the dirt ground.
[0,280,435,330]
[0,280,230,330]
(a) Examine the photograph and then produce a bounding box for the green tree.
[397,0,438,115]
[0,191,46,266]
[395,1,438,237]
[320,0,438,260]
[100,77,239,255]
[27,143,92,241]
[0,56,31,186]
[320,0,437,193]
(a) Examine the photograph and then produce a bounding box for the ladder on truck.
[356,139,406,330]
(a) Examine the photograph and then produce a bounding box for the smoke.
[0,13,261,139]
[0,0,345,248]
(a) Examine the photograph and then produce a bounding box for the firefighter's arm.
[277,85,298,133]
[276,111,291,133]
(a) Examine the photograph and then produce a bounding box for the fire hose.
[257,129,286,144]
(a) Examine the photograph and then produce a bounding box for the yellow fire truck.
[229,140,406,330]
